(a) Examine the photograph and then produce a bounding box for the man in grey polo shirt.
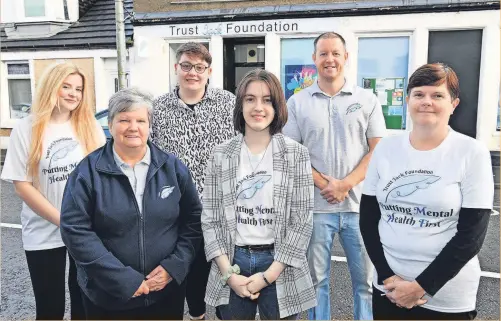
[283,32,386,320]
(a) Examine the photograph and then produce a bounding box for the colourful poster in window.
[284,65,318,100]
[363,77,406,130]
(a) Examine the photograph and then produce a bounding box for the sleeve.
[274,146,314,268]
[359,194,395,284]
[362,140,382,196]
[359,142,395,283]
[150,98,161,145]
[160,162,203,284]
[414,145,494,295]
[60,171,144,302]
[224,92,238,137]
[366,94,387,139]
[414,207,491,296]
[0,119,32,183]
[282,97,303,144]
[201,152,228,261]
[460,145,494,209]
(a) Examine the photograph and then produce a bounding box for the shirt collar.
[112,144,151,168]
[307,78,354,97]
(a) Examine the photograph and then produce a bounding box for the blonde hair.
[27,62,102,181]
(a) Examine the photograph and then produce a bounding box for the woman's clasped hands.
[227,272,270,300]
[383,275,427,309]
[132,266,173,298]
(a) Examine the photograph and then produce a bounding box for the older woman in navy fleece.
[60,87,202,320]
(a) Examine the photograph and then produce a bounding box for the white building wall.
[132,10,500,150]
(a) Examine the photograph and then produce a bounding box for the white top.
[235,141,275,246]
[1,115,105,251]
[363,129,494,313]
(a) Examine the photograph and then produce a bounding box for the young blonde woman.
[202,69,317,320]
[1,62,106,320]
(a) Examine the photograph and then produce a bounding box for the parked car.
[95,109,110,139]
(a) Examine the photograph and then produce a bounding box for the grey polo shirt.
[283,80,386,214]
[113,145,151,214]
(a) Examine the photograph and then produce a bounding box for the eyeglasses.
[179,62,209,74]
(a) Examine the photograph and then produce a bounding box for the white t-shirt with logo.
[363,129,493,313]
[1,116,104,251]
[235,142,275,246]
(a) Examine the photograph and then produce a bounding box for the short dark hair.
[233,69,288,136]
[313,32,347,53]
[407,63,460,100]
[176,42,212,65]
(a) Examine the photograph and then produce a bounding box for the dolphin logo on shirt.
[159,186,175,199]
[236,175,272,200]
[346,103,362,115]
[385,175,441,202]
[48,140,79,168]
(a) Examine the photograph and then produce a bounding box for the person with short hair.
[60,87,203,320]
[203,69,316,320]
[151,41,236,320]
[360,63,493,320]
[0,61,105,320]
[283,32,386,320]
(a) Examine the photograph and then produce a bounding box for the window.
[24,0,45,17]
[357,36,410,130]
[280,38,316,101]
[7,63,32,119]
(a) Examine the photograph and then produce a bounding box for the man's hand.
[132,280,150,298]
[145,266,172,292]
[319,174,351,204]
[384,280,427,309]
[246,273,267,295]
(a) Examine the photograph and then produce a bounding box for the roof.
[79,0,98,17]
[135,0,499,25]
[0,0,133,52]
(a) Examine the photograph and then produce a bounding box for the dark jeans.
[373,286,477,320]
[216,246,297,320]
[81,280,186,320]
[25,246,84,320]
[186,238,212,317]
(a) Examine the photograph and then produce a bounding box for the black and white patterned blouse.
[151,88,236,197]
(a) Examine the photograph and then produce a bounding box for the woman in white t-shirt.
[202,69,316,320]
[1,62,105,320]
[360,63,494,320]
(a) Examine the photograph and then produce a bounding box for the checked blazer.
[202,133,317,318]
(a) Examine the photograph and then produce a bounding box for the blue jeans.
[307,212,373,320]
[217,246,297,320]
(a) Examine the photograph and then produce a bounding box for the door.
[223,37,265,94]
[428,30,483,138]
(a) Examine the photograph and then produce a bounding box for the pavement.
[1,180,499,319]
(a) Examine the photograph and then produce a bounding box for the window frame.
[279,36,316,100]
[1,60,34,128]
[354,32,413,134]
[23,0,46,18]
